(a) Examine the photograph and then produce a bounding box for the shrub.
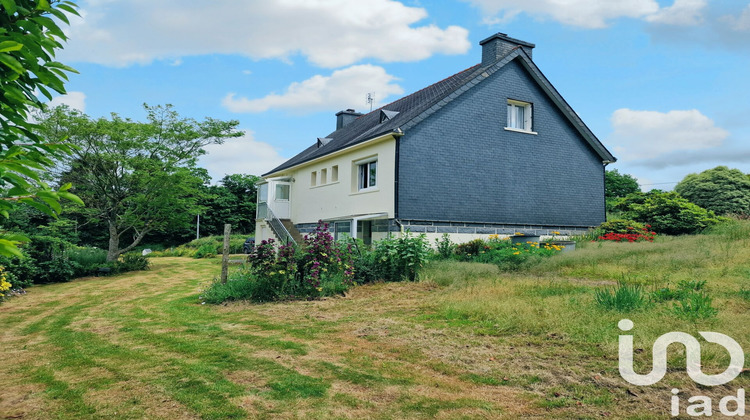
[595,282,647,312]
[434,233,455,259]
[201,275,257,304]
[0,265,10,300]
[372,232,430,282]
[115,253,150,272]
[68,247,108,277]
[193,243,217,259]
[615,191,723,235]
[455,239,489,260]
[0,256,34,289]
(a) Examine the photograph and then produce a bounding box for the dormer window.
[506,99,534,133]
[379,109,399,124]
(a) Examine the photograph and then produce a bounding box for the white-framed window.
[507,99,532,132]
[310,171,317,187]
[275,184,290,200]
[321,168,327,184]
[357,159,377,190]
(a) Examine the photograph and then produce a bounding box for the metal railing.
[265,207,295,245]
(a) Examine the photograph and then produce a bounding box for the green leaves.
[0,0,80,257]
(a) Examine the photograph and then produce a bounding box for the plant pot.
[510,234,540,244]
[540,240,576,252]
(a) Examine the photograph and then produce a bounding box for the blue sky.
[48,0,750,189]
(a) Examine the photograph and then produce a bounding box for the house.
[255,33,616,246]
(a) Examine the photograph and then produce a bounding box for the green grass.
[2,221,750,418]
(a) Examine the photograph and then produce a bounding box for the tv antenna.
[366,93,374,111]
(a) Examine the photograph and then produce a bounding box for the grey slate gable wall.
[397,58,605,227]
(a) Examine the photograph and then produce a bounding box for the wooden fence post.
[221,223,231,284]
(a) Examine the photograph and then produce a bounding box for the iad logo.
[618,319,747,417]
[618,319,744,386]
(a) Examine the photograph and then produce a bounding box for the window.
[358,160,377,190]
[311,171,317,187]
[275,184,290,200]
[507,99,532,132]
[331,165,338,182]
[321,168,327,184]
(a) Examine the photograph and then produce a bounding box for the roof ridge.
[359,63,482,119]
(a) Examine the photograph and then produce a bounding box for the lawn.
[1,222,750,419]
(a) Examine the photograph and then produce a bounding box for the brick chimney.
[335,109,363,130]
[479,33,535,66]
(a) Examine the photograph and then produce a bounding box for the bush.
[593,220,656,242]
[115,253,150,272]
[455,239,489,260]
[68,247,108,277]
[595,282,647,312]
[434,233,455,259]
[0,256,34,289]
[615,191,724,235]
[193,243,217,259]
[23,235,77,284]
[372,232,430,282]
[201,275,257,304]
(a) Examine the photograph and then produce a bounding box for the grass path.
[3,227,750,419]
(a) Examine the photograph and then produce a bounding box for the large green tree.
[675,166,750,216]
[0,0,81,256]
[198,173,260,236]
[605,169,640,199]
[38,104,242,261]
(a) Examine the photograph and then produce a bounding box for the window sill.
[504,127,538,135]
[310,181,340,189]
[350,187,379,196]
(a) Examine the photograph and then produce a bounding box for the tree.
[675,166,750,216]
[38,104,242,261]
[198,174,260,236]
[605,169,640,199]
[0,0,82,256]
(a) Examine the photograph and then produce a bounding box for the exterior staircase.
[280,219,305,244]
[262,207,303,246]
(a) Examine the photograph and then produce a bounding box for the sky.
[47,0,750,190]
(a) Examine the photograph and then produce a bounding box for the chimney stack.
[479,33,535,66]
[335,109,363,130]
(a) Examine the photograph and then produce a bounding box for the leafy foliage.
[37,104,242,261]
[197,174,260,236]
[605,169,640,212]
[0,0,82,257]
[614,191,723,235]
[675,166,750,216]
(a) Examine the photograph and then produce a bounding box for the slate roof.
[264,49,615,176]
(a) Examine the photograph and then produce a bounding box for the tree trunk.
[107,221,120,262]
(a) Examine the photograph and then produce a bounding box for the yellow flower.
[317,287,323,292]
[278,270,285,274]
[515,232,523,235]
[513,252,520,255]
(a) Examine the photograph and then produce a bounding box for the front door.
[272,182,291,219]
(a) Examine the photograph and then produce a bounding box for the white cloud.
[464,0,660,28]
[61,0,470,68]
[645,0,706,26]
[48,91,87,112]
[608,108,729,161]
[223,65,404,114]
[198,131,287,181]
[723,4,750,32]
